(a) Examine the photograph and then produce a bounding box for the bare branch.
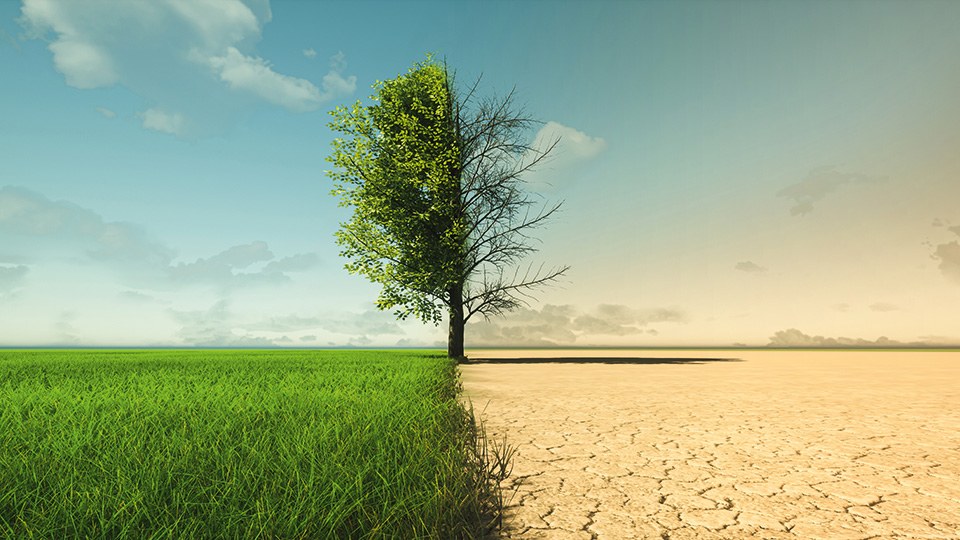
[463,263,570,323]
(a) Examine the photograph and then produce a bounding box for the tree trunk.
[447,283,465,360]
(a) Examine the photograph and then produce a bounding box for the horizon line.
[1,345,959,351]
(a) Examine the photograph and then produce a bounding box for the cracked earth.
[459,350,960,539]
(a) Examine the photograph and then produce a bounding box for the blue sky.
[2,0,960,347]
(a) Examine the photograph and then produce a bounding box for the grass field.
[0,349,505,539]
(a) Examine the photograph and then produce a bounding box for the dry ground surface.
[459,350,960,539]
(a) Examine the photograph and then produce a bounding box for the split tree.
[327,56,568,359]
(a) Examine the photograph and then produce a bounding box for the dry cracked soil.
[459,350,960,539]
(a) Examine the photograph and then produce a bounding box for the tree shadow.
[462,357,742,365]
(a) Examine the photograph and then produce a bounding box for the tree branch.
[463,263,569,323]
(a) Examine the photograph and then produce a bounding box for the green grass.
[0,349,507,539]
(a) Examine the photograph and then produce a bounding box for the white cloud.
[140,108,186,136]
[321,51,356,96]
[193,46,355,113]
[203,47,325,112]
[49,38,118,88]
[19,0,124,88]
[321,69,357,99]
[19,0,355,136]
[525,122,605,191]
[166,0,261,49]
[777,166,886,216]
[302,48,316,58]
[533,121,606,160]
[96,106,116,118]
[735,261,767,273]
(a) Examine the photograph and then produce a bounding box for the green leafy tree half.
[328,55,568,359]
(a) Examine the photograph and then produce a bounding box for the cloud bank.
[0,186,318,290]
[175,304,407,349]
[171,300,274,347]
[768,328,918,347]
[243,309,403,337]
[0,186,174,266]
[469,303,684,346]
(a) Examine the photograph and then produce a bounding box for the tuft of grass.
[458,401,518,534]
[0,349,514,539]
[444,369,518,537]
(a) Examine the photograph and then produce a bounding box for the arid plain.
[460,350,960,539]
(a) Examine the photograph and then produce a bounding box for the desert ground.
[459,349,960,539]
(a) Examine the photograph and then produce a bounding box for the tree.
[327,56,568,359]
